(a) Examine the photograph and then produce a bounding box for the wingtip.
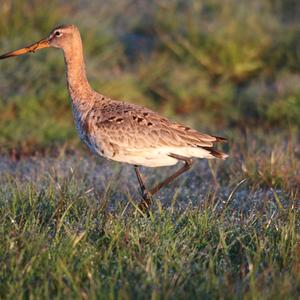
[212,150,229,160]
[213,135,228,143]
[202,147,229,160]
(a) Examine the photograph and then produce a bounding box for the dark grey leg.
[133,154,193,212]
[149,154,193,195]
[134,165,152,212]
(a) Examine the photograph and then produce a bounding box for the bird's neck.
[63,42,95,111]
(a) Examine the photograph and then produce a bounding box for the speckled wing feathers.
[85,99,226,158]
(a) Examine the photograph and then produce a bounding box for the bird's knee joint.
[185,159,193,169]
[142,191,152,200]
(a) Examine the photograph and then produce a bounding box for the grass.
[0,131,299,299]
[0,0,299,298]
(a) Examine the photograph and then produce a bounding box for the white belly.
[108,146,214,167]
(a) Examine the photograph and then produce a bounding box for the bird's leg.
[134,155,193,213]
[134,165,152,212]
[149,154,193,196]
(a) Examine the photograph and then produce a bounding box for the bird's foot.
[138,191,152,215]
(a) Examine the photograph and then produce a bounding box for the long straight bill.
[0,38,49,60]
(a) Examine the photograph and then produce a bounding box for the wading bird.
[0,25,228,212]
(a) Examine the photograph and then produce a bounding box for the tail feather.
[201,146,228,160]
[213,135,228,143]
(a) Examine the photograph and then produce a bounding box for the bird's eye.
[55,31,62,37]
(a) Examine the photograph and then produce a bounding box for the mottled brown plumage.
[78,99,227,167]
[0,25,228,211]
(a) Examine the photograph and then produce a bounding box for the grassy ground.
[0,1,299,299]
[0,130,299,299]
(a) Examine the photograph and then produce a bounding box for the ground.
[0,131,299,299]
[1,1,300,298]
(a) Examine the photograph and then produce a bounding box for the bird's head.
[0,24,80,60]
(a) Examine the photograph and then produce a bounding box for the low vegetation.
[0,132,299,299]
[0,0,299,299]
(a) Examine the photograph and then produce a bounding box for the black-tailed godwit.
[0,25,228,211]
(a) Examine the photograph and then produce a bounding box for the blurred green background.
[0,0,299,151]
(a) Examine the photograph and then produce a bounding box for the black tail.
[213,135,228,143]
[201,146,228,160]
